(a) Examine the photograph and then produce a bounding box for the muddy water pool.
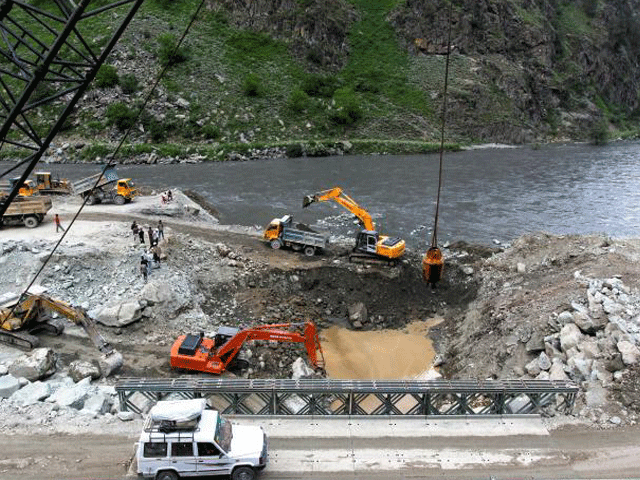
[320,319,443,379]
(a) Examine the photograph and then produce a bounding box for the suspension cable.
[11,0,207,313]
[430,1,453,249]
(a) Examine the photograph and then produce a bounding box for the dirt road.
[2,421,640,480]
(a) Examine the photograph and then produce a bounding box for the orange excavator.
[303,187,405,264]
[170,321,325,375]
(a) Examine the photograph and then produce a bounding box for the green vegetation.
[94,65,119,88]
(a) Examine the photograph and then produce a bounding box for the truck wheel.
[87,195,98,205]
[270,239,282,250]
[231,466,255,480]
[155,471,179,480]
[114,195,126,205]
[304,246,315,257]
[23,216,38,228]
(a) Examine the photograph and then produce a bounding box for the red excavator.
[170,321,325,375]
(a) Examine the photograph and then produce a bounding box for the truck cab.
[136,399,267,480]
[263,214,291,241]
[116,178,138,201]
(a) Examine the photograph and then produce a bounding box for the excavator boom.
[170,321,325,375]
[0,293,122,375]
[303,187,406,261]
[303,187,375,231]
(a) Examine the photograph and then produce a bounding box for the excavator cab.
[355,230,379,254]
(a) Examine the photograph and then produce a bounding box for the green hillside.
[13,0,640,161]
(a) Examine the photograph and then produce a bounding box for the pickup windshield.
[215,415,233,452]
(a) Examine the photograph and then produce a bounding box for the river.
[3,141,640,247]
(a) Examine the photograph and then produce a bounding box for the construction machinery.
[33,172,72,195]
[263,214,329,256]
[0,293,123,375]
[303,187,405,264]
[0,193,52,228]
[171,321,325,375]
[72,166,138,205]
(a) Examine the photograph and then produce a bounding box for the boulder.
[549,360,569,381]
[68,361,101,383]
[95,300,142,327]
[0,374,20,398]
[604,353,625,372]
[617,341,640,365]
[557,311,574,325]
[140,281,175,305]
[117,411,135,421]
[82,392,112,416]
[584,381,607,408]
[578,338,601,359]
[567,353,593,381]
[538,352,551,371]
[291,357,315,380]
[10,381,51,406]
[573,310,607,334]
[525,358,541,377]
[8,348,56,381]
[46,376,92,410]
[347,302,367,328]
[560,323,582,352]
[525,332,545,353]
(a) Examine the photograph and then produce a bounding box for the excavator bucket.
[302,195,315,208]
[422,247,444,285]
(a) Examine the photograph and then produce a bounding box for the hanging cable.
[423,1,453,286]
[7,0,207,320]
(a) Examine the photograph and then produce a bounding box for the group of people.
[131,219,164,246]
[131,220,165,283]
[160,190,173,205]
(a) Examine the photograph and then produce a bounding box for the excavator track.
[348,252,398,267]
[0,329,40,349]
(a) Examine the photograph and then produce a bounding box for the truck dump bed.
[3,195,52,216]
[71,167,119,195]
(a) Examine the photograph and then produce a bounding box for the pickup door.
[196,442,235,475]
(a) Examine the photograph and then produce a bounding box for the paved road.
[1,417,639,480]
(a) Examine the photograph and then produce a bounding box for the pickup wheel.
[304,246,315,257]
[23,216,38,228]
[231,466,255,480]
[270,239,282,250]
[114,195,126,205]
[155,471,179,480]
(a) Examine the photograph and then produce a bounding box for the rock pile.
[518,274,640,424]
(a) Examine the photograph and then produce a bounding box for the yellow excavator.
[0,293,123,375]
[303,187,405,264]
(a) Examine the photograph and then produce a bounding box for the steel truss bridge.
[116,378,578,416]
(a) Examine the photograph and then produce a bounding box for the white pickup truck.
[136,399,268,480]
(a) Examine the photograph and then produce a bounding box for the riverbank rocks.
[8,348,56,381]
[348,302,368,329]
[10,381,51,406]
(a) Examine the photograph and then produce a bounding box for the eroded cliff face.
[390,0,640,142]
[210,0,640,143]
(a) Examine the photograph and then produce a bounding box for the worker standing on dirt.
[140,256,148,283]
[131,221,139,243]
[157,220,164,240]
[148,226,155,246]
[54,214,65,233]
[138,227,145,244]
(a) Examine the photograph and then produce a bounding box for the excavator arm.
[216,322,325,371]
[34,295,114,355]
[1,293,122,375]
[170,321,325,375]
[303,187,376,231]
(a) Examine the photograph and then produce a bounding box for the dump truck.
[0,194,52,228]
[72,167,138,205]
[263,214,329,256]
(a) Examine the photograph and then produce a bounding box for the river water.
[3,141,640,247]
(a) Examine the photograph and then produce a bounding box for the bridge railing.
[115,378,578,416]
